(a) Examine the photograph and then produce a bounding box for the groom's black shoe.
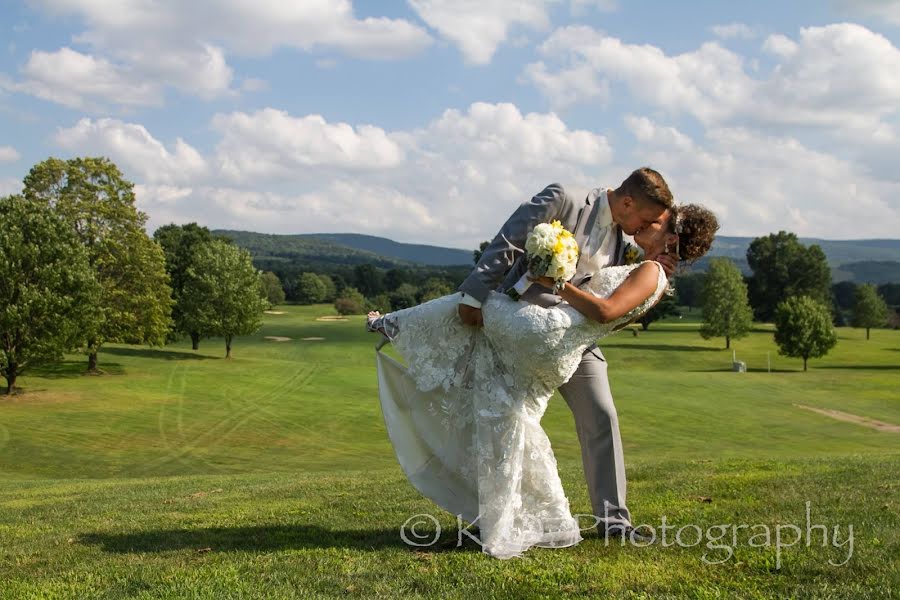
[600,524,654,544]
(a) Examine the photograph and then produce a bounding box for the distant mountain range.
[214,230,900,284]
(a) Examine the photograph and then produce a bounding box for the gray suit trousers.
[557,346,632,529]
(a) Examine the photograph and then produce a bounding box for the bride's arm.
[538,262,663,324]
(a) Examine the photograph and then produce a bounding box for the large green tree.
[746,232,831,322]
[23,157,174,372]
[180,239,269,358]
[699,258,753,349]
[851,284,889,340]
[0,195,101,393]
[774,296,838,371]
[260,271,286,307]
[153,223,218,348]
[293,272,328,305]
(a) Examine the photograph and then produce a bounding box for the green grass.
[1,305,898,598]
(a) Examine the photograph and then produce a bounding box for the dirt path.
[794,404,900,433]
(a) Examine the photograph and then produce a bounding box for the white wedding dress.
[374,261,668,559]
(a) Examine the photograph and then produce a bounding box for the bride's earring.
[664,241,670,255]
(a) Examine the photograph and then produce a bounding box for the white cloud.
[527,23,900,137]
[0,145,20,162]
[54,118,208,185]
[408,0,551,64]
[711,23,758,40]
[527,26,752,123]
[622,116,900,238]
[69,102,612,246]
[523,61,610,109]
[211,109,405,182]
[17,0,431,108]
[8,47,163,109]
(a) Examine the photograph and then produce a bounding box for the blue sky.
[2,0,899,248]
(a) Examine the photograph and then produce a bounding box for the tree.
[353,264,385,297]
[851,284,889,340]
[23,157,174,372]
[419,277,453,303]
[294,272,327,305]
[0,195,101,394]
[673,271,706,312]
[877,283,900,307]
[746,231,831,322]
[180,239,269,358]
[831,281,858,312]
[473,240,490,265]
[318,274,337,302]
[385,268,412,291]
[636,294,679,331]
[699,258,753,349]
[390,283,419,310]
[334,287,367,315]
[260,271,286,307]
[774,296,838,372]
[153,223,218,348]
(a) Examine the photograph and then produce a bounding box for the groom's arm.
[458,183,571,304]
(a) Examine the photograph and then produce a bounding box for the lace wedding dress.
[374,261,668,559]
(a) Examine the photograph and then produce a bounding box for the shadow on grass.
[101,347,218,361]
[813,365,900,371]
[29,361,126,378]
[77,523,481,554]
[689,367,798,373]
[602,343,721,353]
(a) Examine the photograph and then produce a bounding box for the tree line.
[1,157,270,394]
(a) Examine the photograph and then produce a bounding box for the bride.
[368,204,718,559]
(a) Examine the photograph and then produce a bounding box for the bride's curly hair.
[672,204,719,263]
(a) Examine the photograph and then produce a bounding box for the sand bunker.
[795,404,900,433]
[302,337,325,341]
[316,316,348,321]
[264,310,286,314]
[264,336,291,342]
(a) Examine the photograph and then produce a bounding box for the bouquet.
[507,220,579,299]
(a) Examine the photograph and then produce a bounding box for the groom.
[457,167,676,540]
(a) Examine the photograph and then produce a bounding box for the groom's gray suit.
[457,182,632,529]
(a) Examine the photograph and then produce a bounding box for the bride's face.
[634,213,678,258]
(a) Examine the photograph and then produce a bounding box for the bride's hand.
[529,275,557,289]
[651,253,677,278]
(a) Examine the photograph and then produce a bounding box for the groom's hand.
[458,304,484,327]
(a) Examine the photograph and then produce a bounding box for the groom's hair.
[616,167,674,209]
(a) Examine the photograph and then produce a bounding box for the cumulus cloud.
[211,109,405,183]
[16,0,431,108]
[6,47,164,109]
[408,0,550,64]
[527,23,900,131]
[0,145,20,162]
[622,116,900,238]
[65,102,612,246]
[54,118,208,185]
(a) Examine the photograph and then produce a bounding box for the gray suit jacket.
[459,183,625,310]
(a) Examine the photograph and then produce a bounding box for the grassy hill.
[1,307,898,597]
